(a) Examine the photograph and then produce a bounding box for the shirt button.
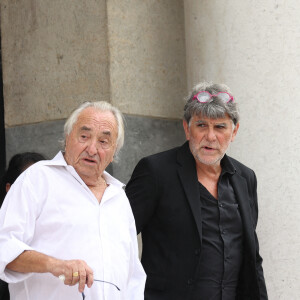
[187,279,194,285]
[219,203,223,207]
[195,249,200,256]
[222,230,226,234]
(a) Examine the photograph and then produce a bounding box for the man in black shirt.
[126,82,268,300]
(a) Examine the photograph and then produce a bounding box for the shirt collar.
[220,154,236,175]
[44,151,125,188]
[102,170,125,188]
[42,151,68,166]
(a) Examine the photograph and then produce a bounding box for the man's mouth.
[82,158,97,164]
[203,146,214,150]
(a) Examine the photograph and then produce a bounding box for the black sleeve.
[126,157,159,234]
[252,171,268,300]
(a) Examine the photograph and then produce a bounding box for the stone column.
[183,0,300,298]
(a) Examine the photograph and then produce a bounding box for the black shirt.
[195,156,243,300]
[0,279,9,300]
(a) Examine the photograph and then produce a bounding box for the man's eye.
[216,125,226,129]
[197,123,206,127]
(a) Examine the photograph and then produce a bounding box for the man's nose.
[206,128,217,141]
[86,140,98,155]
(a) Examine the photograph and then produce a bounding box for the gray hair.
[64,101,124,158]
[183,82,240,126]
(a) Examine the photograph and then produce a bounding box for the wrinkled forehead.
[73,108,118,135]
[191,112,233,124]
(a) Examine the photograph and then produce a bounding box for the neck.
[195,161,221,200]
[196,160,222,177]
[84,174,107,188]
[85,175,108,203]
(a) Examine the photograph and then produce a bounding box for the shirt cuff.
[0,238,34,283]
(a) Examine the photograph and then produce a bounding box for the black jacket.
[126,142,268,300]
[0,280,9,300]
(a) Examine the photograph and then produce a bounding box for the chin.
[77,167,97,177]
[196,155,223,166]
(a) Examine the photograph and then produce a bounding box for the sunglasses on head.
[192,91,234,103]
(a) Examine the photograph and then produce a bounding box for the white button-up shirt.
[0,152,146,300]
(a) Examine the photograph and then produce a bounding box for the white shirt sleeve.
[124,217,146,300]
[0,172,40,283]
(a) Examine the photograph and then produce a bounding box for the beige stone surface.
[107,0,187,119]
[1,0,110,126]
[184,0,300,298]
[1,0,187,126]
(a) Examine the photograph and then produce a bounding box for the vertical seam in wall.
[0,16,7,174]
[104,0,113,176]
[104,0,112,104]
[182,0,189,93]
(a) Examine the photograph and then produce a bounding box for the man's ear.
[183,120,190,140]
[5,183,11,193]
[231,123,239,142]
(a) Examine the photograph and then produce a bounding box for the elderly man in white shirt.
[0,101,146,300]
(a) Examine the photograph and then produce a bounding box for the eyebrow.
[80,126,91,131]
[80,126,112,136]
[102,130,111,136]
[195,120,227,126]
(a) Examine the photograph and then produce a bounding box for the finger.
[86,266,94,288]
[78,269,87,293]
[64,272,73,286]
[86,271,94,288]
[71,270,80,286]
[64,268,77,286]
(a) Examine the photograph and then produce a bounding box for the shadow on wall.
[5,115,185,184]
[113,114,186,184]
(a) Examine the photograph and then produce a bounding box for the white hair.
[64,101,124,158]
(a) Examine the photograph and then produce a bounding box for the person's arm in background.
[251,171,268,299]
[125,157,158,234]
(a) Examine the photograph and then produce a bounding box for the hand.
[49,258,94,293]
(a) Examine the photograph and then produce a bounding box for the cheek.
[220,134,233,147]
[191,131,204,142]
[67,143,85,160]
[98,149,114,162]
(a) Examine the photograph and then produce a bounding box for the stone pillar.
[184,0,300,298]
[1,0,187,183]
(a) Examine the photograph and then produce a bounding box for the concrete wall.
[107,0,186,119]
[184,0,300,298]
[1,0,186,127]
[5,115,186,182]
[1,0,110,126]
[1,0,187,180]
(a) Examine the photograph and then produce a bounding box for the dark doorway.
[0,30,6,178]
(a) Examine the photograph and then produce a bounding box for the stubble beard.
[189,141,225,166]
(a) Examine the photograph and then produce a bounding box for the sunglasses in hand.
[81,279,120,299]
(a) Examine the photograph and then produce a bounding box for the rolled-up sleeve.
[0,173,39,283]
